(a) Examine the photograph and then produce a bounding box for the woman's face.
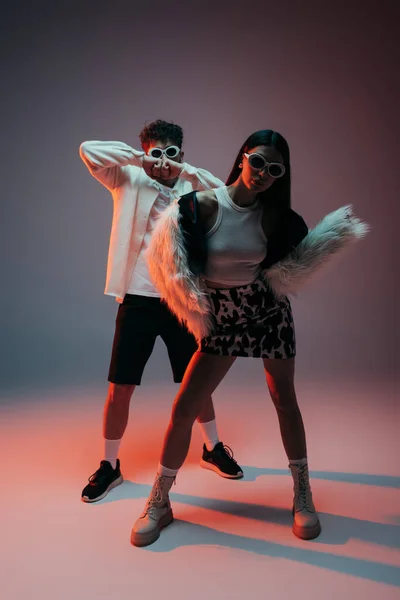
[241,145,284,192]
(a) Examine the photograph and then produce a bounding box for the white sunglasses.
[147,145,181,159]
[244,153,286,178]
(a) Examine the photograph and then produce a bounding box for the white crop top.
[204,186,267,287]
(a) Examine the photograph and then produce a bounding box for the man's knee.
[108,383,136,403]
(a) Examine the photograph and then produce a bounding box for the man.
[79,120,243,502]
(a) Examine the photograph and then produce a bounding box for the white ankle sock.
[198,419,219,451]
[157,463,179,478]
[104,438,121,469]
[289,457,308,467]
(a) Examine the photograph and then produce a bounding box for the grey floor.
[1,362,399,600]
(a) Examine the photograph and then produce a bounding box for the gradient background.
[1,0,398,392]
[1,1,399,599]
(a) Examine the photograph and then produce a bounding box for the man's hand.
[142,155,183,181]
[160,158,183,180]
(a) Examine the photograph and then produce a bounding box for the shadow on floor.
[86,478,400,586]
[240,466,400,489]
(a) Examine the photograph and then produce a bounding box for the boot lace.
[142,476,175,519]
[295,465,314,512]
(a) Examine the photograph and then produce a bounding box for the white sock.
[157,463,179,478]
[198,419,219,451]
[289,457,308,467]
[104,438,121,469]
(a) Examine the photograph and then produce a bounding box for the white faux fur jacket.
[146,196,369,343]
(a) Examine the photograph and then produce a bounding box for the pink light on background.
[1,0,398,597]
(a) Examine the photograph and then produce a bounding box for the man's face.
[145,139,184,163]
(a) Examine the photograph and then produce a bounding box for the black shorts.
[108,294,198,385]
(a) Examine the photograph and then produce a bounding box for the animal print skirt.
[200,279,296,359]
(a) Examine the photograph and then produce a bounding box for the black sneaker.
[200,442,243,479]
[81,460,123,503]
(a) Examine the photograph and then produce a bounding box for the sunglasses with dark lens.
[148,145,180,159]
[244,153,286,178]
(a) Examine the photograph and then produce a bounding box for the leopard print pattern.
[200,279,295,358]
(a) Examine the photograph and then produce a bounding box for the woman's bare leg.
[263,357,320,539]
[262,357,307,460]
[160,352,236,469]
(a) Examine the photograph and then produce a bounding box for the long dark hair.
[226,130,291,211]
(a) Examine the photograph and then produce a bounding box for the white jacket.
[79,140,224,301]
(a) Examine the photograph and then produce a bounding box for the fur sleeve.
[262,205,370,297]
[146,200,213,343]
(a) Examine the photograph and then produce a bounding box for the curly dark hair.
[139,119,184,151]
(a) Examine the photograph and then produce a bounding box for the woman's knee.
[171,392,203,424]
[269,382,298,412]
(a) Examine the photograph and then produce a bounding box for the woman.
[130,129,368,547]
